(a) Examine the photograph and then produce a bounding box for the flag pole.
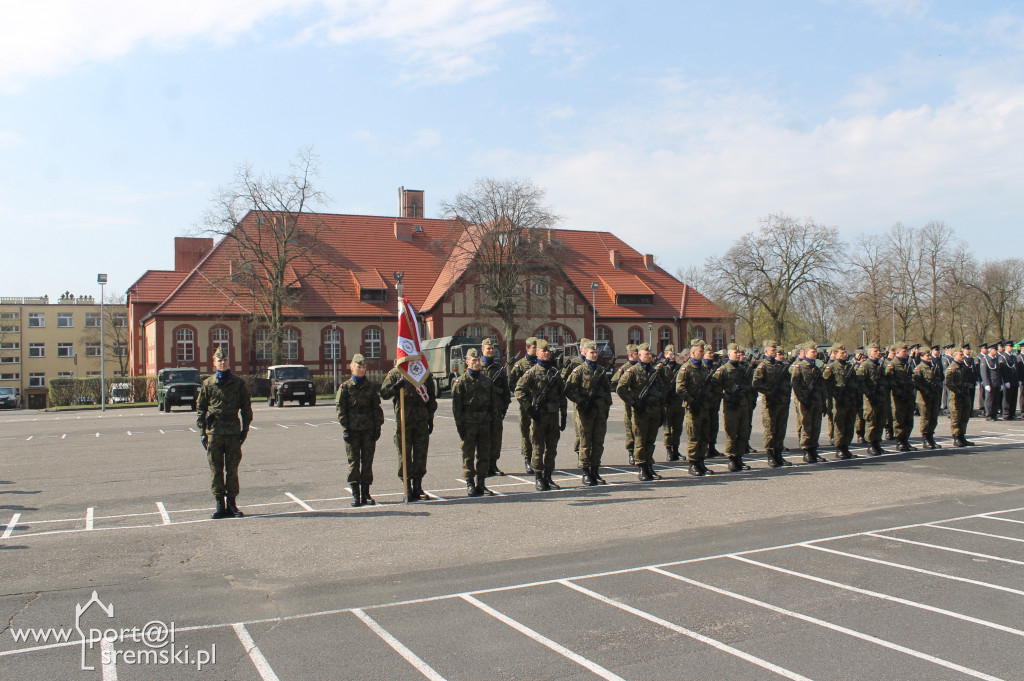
[400,386,409,503]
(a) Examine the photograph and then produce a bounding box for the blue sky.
[3,0,1023,299]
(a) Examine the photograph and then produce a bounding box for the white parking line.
[85,507,94,530]
[649,567,1006,681]
[277,424,289,429]
[285,492,314,512]
[100,637,117,681]
[25,435,32,441]
[924,522,1024,544]
[461,594,627,681]
[352,609,448,681]
[232,623,280,681]
[61,433,66,439]
[156,502,171,525]
[980,514,1024,525]
[2,513,20,539]
[561,579,813,681]
[866,532,1024,566]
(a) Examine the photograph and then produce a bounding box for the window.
[114,343,127,357]
[282,328,299,361]
[57,312,73,327]
[28,313,44,328]
[57,371,73,379]
[323,328,341,360]
[28,343,44,358]
[693,326,706,342]
[85,371,100,378]
[659,327,672,352]
[85,343,101,357]
[0,356,18,364]
[595,326,611,344]
[212,328,230,359]
[0,312,18,320]
[616,294,654,306]
[28,373,45,387]
[254,329,272,361]
[113,315,127,328]
[0,325,18,333]
[628,327,643,346]
[532,281,549,296]
[712,327,726,352]
[175,327,195,363]
[57,343,74,358]
[1,341,20,350]
[0,372,19,381]
[85,313,100,328]
[535,324,574,347]
[359,289,387,302]
[363,328,381,359]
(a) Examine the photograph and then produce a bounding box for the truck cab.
[156,368,202,412]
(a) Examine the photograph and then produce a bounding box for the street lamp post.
[331,321,339,392]
[862,323,867,349]
[647,322,652,348]
[98,274,107,412]
[590,282,598,339]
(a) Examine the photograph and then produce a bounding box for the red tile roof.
[127,270,188,303]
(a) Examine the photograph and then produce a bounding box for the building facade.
[0,294,129,408]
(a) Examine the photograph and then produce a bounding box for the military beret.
[466,348,480,359]
[867,341,880,350]
[352,353,366,365]
[213,347,226,360]
[581,340,597,351]
[535,338,550,350]
[763,339,780,348]
[830,343,846,353]
[663,344,676,354]
[689,338,706,348]
[894,342,909,350]
[637,342,652,352]
[480,338,495,347]
[803,341,817,351]
[525,337,537,347]
[626,343,638,353]
[727,342,740,351]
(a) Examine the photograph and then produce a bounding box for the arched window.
[323,327,341,361]
[282,328,299,361]
[628,326,644,347]
[254,328,272,361]
[712,326,725,352]
[456,323,501,342]
[595,326,612,344]
[175,327,195,363]
[211,327,230,360]
[364,328,382,359]
[693,325,706,342]
[534,324,575,347]
[658,326,672,352]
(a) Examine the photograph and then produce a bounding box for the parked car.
[267,365,316,407]
[0,386,19,409]
[156,368,202,412]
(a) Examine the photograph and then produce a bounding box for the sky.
[2,0,1024,299]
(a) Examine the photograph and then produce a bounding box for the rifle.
[494,351,523,384]
[725,364,752,409]
[833,363,856,404]
[527,366,561,420]
[576,367,604,415]
[689,366,718,412]
[765,358,794,408]
[633,353,666,411]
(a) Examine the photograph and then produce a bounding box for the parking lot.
[2,399,1024,680]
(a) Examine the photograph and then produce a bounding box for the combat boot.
[467,477,482,497]
[535,471,550,491]
[582,468,596,486]
[211,495,230,519]
[350,485,363,507]
[628,450,635,465]
[413,477,429,501]
[405,478,420,502]
[360,483,375,505]
[802,449,820,464]
[928,436,941,449]
[545,471,561,490]
[487,463,504,476]
[225,496,244,518]
[592,466,607,484]
[766,448,781,468]
[476,475,495,496]
[727,456,750,472]
[648,463,663,480]
[667,446,680,462]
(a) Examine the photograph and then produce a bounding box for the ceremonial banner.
[396,296,430,402]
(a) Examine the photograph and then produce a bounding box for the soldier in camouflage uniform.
[676,339,716,477]
[611,344,640,464]
[822,344,859,460]
[913,349,944,449]
[825,346,838,445]
[752,340,792,467]
[616,342,668,481]
[857,342,889,455]
[703,348,724,458]
[480,338,511,476]
[883,345,896,440]
[791,342,827,463]
[886,342,918,452]
[660,345,685,461]
[453,349,500,497]
[564,340,612,486]
[945,348,976,447]
[515,339,567,491]
[335,353,385,507]
[508,337,538,473]
[854,347,867,444]
[380,366,438,501]
[714,343,754,472]
[561,338,589,460]
[197,347,253,519]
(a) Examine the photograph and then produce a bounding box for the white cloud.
[0,0,551,92]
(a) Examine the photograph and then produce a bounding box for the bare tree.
[966,258,1024,341]
[80,293,130,377]
[202,148,336,365]
[438,178,561,359]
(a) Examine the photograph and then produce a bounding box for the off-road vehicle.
[267,365,316,407]
[156,368,202,412]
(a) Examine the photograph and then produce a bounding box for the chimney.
[609,249,621,269]
[175,237,213,272]
[643,254,655,270]
[398,186,424,218]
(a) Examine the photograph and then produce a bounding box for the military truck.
[420,335,503,393]
[156,368,202,412]
[267,365,317,407]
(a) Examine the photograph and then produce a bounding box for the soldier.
[824,345,838,446]
[703,348,725,458]
[940,344,955,414]
[677,339,716,477]
[515,339,567,491]
[752,339,792,467]
[196,347,253,519]
[886,342,918,452]
[335,354,385,507]
[380,365,438,502]
[611,344,640,464]
[561,338,589,460]
[564,340,612,485]
[980,343,1003,419]
[452,349,499,497]
[508,337,538,473]
[791,345,806,443]
[882,345,896,441]
[714,343,754,472]
[822,344,859,460]
[480,338,511,476]
[857,342,889,455]
[617,343,669,481]
[977,343,990,414]
[945,347,976,447]
[913,348,944,449]
[999,340,1019,420]
[791,342,827,463]
[854,347,867,444]
[660,345,685,462]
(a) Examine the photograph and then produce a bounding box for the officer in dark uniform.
[515,338,567,491]
[453,348,499,497]
[480,338,510,476]
[508,337,538,473]
[961,343,978,416]
[335,353,385,507]
[980,343,1002,420]
[940,344,955,414]
[380,365,438,502]
[197,347,253,519]
[999,341,1019,419]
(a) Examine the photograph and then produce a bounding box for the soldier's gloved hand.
[985,385,991,392]
[342,429,352,443]
[239,428,249,445]
[559,412,567,431]
[1004,382,1011,389]
[201,433,209,449]
[457,425,466,440]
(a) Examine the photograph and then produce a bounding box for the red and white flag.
[396,296,430,402]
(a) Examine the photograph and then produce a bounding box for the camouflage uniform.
[676,343,716,476]
[945,357,974,446]
[508,339,538,472]
[886,348,918,451]
[791,346,827,462]
[913,356,943,448]
[564,347,612,484]
[515,341,567,488]
[752,348,792,467]
[196,358,253,518]
[480,343,512,475]
[714,347,754,471]
[660,348,685,461]
[704,353,724,456]
[452,354,500,496]
[616,345,669,480]
[561,342,587,456]
[335,362,384,506]
[857,349,889,455]
[611,348,639,462]
[822,350,859,459]
[380,368,438,500]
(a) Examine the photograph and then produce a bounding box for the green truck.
[156,368,202,412]
[420,335,503,393]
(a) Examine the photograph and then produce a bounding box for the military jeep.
[267,365,316,407]
[156,368,202,412]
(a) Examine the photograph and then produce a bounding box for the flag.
[395,296,430,402]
